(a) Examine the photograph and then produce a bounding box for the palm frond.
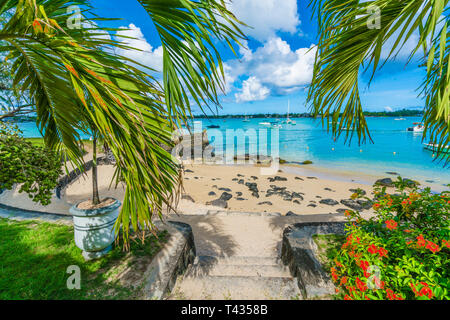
[308,0,449,160]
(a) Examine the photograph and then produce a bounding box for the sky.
[89,0,427,115]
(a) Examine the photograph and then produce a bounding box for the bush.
[330,179,449,300]
[0,122,62,205]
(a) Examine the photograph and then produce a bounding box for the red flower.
[385,219,398,230]
[411,282,434,299]
[417,235,426,247]
[344,295,352,300]
[419,286,433,299]
[443,240,450,249]
[426,241,440,253]
[359,260,369,271]
[340,277,348,285]
[377,247,388,258]
[368,244,378,255]
[373,203,381,210]
[356,277,368,292]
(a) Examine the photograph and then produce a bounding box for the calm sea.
[17,117,450,188]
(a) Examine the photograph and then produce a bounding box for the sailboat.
[243,115,250,122]
[283,100,296,125]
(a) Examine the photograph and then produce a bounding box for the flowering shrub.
[331,179,449,300]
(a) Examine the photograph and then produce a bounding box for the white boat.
[259,122,271,126]
[424,143,450,154]
[283,100,296,125]
[395,118,406,121]
[407,123,424,133]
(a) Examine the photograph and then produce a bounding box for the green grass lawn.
[0,218,168,300]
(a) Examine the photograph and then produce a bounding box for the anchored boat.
[407,123,424,133]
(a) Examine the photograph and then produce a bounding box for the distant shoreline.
[193,109,423,119]
[3,109,423,123]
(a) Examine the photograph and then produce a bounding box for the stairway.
[167,212,303,300]
[169,255,301,300]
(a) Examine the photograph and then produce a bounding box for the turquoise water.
[196,117,450,187]
[16,117,450,187]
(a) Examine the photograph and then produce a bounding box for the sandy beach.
[0,161,379,217]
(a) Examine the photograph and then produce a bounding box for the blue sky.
[90,0,426,115]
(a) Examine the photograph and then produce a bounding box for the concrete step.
[170,275,302,300]
[195,255,281,267]
[187,263,291,278]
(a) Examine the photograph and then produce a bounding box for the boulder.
[375,178,394,187]
[219,192,233,201]
[319,199,339,206]
[206,199,228,208]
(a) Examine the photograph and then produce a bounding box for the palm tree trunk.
[92,136,100,205]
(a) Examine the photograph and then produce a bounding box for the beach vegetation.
[324,182,449,300]
[0,122,61,205]
[0,0,244,246]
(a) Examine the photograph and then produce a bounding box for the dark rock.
[184,169,194,173]
[236,192,243,197]
[206,199,228,208]
[357,199,373,210]
[232,178,238,182]
[218,187,232,192]
[251,176,258,180]
[375,178,394,187]
[258,201,273,206]
[238,179,245,185]
[295,177,304,181]
[301,160,313,165]
[208,191,216,196]
[219,192,233,201]
[307,204,317,208]
[236,197,246,201]
[237,174,244,177]
[286,211,299,216]
[268,176,288,182]
[316,196,322,199]
[307,177,318,180]
[293,200,301,205]
[386,172,399,175]
[319,199,339,206]
[181,194,195,203]
[340,199,363,211]
[251,192,260,198]
[324,188,335,192]
[336,209,348,214]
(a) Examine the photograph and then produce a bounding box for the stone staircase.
[169,255,301,300]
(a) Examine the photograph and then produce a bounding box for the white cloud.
[384,106,394,112]
[235,77,270,103]
[227,0,301,42]
[228,37,317,101]
[115,24,163,72]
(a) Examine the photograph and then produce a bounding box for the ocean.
[16,116,450,189]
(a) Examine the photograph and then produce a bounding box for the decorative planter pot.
[70,198,121,261]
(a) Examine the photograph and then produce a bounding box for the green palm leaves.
[0,0,244,246]
[308,0,449,162]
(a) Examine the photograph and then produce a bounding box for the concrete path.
[168,211,346,300]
